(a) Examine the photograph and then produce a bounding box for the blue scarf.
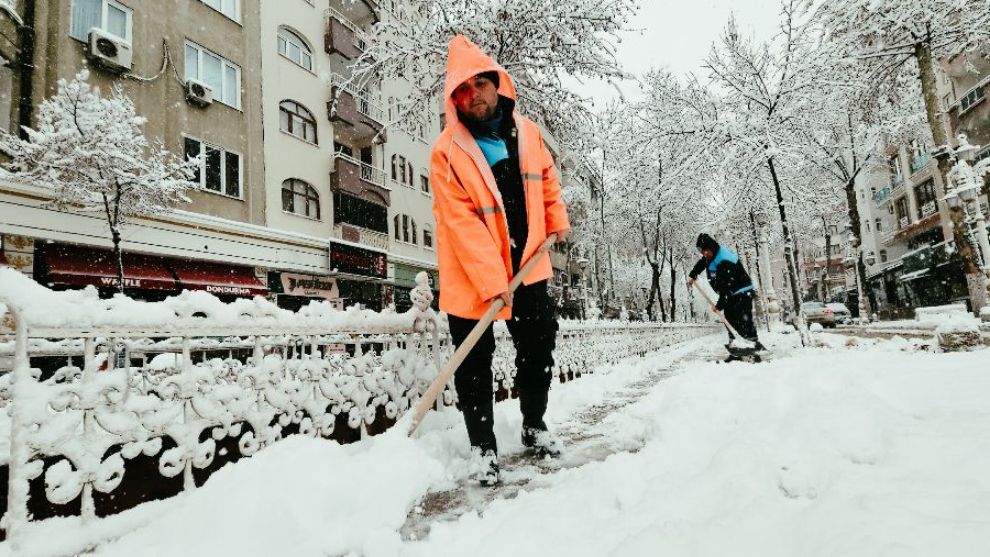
[466,108,509,167]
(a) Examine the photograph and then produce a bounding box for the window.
[334,192,387,233]
[277,27,313,71]
[909,139,930,173]
[880,250,888,263]
[865,221,870,232]
[202,0,239,21]
[420,174,430,194]
[282,179,320,219]
[185,41,241,109]
[407,162,414,186]
[184,136,241,198]
[875,218,882,233]
[894,197,910,228]
[423,225,433,248]
[70,0,132,42]
[960,85,985,113]
[393,213,418,244]
[915,179,938,218]
[279,100,317,144]
[889,156,903,186]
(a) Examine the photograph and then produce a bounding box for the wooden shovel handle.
[408,234,559,436]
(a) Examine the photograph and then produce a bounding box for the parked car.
[800,301,837,327]
[826,302,852,324]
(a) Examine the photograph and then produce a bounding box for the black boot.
[478,449,499,487]
[521,421,563,457]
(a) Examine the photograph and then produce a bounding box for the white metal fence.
[0,272,717,548]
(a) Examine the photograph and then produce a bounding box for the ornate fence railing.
[0,269,718,548]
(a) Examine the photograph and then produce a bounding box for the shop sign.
[330,243,387,278]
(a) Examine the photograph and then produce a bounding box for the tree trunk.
[767,157,807,343]
[844,178,873,316]
[823,218,832,303]
[111,226,125,296]
[647,262,662,321]
[668,247,677,322]
[915,41,985,309]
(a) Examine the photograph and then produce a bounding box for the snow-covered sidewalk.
[6,331,990,557]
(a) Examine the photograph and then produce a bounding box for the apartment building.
[0,0,282,301]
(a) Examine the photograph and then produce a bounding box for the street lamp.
[943,133,990,318]
[753,210,781,321]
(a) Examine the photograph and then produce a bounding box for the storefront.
[328,242,388,311]
[390,262,438,313]
[896,240,969,313]
[33,242,267,302]
[268,272,343,312]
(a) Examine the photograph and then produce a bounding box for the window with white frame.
[201,0,239,22]
[185,41,241,109]
[184,136,242,198]
[70,0,132,42]
[420,173,430,194]
[423,225,433,248]
[393,214,417,244]
[279,100,317,143]
[277,27,313,72]
[281,178,320,219]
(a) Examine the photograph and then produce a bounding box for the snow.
[5,332,989,556]
[0,267,431,331]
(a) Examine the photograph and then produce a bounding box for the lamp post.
[942,134,990,317]
[576,256,589,320]
[754,211,781,322]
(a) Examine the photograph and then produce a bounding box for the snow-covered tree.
[343,0,637,154]
[813,0,990,306]
[703,3,819,335]
[0,71,196,294]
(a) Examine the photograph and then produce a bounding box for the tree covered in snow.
[813,0,990,305]
[701,3,821,332]
[344,0,637,153]
[0,71,196,294]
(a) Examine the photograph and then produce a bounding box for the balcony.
[872,186,891,205]
[330,152,391,205]
[327,0,379,25]
[891,173,904,190]
[898,216,910,229]
[333,223,390,251]
[909,153,931,174]
[325,8,375,61]
[329,74,386,145]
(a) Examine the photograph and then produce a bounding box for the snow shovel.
[408,233,559,436]
[690,280,753,350]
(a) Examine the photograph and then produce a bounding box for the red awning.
[43,244,179,291]
[170,259,268,297]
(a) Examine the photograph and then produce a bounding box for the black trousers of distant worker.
[723,290,759,342]
[447,280,558,455]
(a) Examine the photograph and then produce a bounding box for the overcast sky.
[577,0,783,107]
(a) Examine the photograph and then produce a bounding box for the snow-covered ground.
[5,330,990,557]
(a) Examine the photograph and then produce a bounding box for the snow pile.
[0,267,432,331]
[915,303,975,329]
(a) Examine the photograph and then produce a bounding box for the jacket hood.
[696,233,720,254]
[443,35,517,128]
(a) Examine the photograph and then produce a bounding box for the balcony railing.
[330,152,391,205]
[872,186,891,205]
[898,216,910,229]
[325,7,375,59]
[891,173,904,189]
[333,223,390,251]
[329,74,385,143]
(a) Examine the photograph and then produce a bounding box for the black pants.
[723,291,759,343]
[447,280,558,454]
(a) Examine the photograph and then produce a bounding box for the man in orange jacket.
[431,35,571,486]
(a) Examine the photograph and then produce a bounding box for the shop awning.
[43,244,179,291]
[171,259,268,297]
[899,268,931,282]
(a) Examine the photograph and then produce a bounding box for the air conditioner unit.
[86,28,132,73]
[185,78,213,107]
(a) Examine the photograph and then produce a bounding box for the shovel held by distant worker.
[408,233,558,436]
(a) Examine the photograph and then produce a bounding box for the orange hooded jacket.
[431,35,570,320]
